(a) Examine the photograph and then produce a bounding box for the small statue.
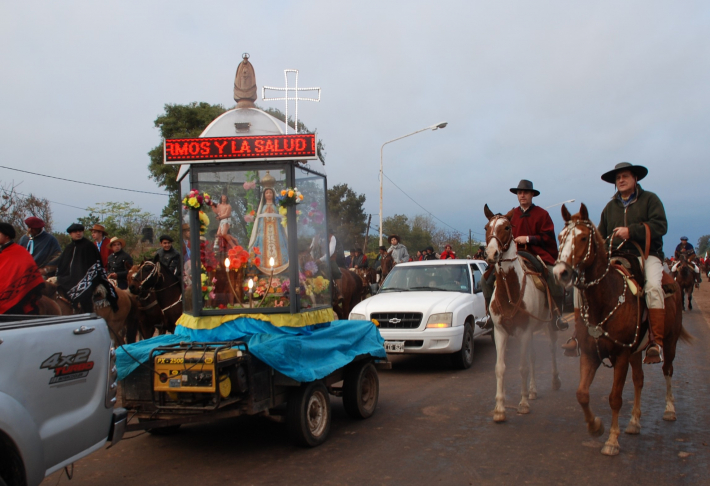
[234,53,257,108]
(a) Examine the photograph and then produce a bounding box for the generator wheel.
[138,419,181,435]
[287,381,331,447]
[343,362,379,419]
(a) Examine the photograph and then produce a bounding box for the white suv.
[349,260,489,369]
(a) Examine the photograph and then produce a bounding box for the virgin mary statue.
[248,171,289,274]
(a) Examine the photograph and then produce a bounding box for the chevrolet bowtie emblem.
[389,318,402,324]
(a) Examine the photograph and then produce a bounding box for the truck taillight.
[105,346,118,408]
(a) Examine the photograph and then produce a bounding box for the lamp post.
[379,121,448,246]
[545,199,575,210]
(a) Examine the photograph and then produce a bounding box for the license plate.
[384,341,405,353]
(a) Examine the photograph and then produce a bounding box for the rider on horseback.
[672,237,701,288]
[0,222,46,315]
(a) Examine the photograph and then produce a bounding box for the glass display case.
[179,163,331,317]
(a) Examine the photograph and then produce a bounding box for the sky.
[1,1,708,256]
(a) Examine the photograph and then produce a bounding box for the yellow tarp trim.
[176,308,336,331]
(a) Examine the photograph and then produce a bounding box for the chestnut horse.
[553,204,690,456]
[484,205,561,423]
[129,259,182,334]
[673,254,695,311]
[380,252,395,281]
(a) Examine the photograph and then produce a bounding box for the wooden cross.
[262,69,320,134]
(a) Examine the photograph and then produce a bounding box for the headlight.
[426,313,453,328]
[349,313,366,321]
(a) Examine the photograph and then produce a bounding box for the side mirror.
[370,283,380,295]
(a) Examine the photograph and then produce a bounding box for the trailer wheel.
[138,419,181,435]
[343,362,379,419]
[287,382,331,447]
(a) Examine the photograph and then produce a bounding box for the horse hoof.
[625,422,641,435]
[588,417,605,437]
[528,391,538,400]
[552,377,562,391]
[493,411,506,423]
[663,411,677,422]
[601,443,620,456]
[517,403,530,414]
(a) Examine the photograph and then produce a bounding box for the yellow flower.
[299,194,304,200]
[281,190,286,196]
[278,206,287,216]
[288,190,294,198]
[203,192,210,199]
[188,197,198,207]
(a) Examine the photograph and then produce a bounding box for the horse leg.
[518,327,532,414]
[625,352,644,434]
[662,334,677,421]
[688,290,692,310]
[527,330,537,400]
[601,353,630,456]
[578,353,604,437]
[548,324,562,391]
[493,324,509,422]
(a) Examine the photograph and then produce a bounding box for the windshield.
[380,264,471,293]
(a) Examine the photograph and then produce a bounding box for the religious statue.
[248,171,289,274]
[210,193,239,252]
[234,53,257,108]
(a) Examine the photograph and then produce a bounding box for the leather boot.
[560,308,582,357]
[644,308,665,364]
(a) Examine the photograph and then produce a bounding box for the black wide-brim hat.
[601,162,648,184]
[510,179,540,197]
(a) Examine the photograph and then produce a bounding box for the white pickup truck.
[0,314,126,486]
[349,259,490,369]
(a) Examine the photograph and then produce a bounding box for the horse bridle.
[485,215,515,259]
[556,219,615,289]
[132,261,181,312]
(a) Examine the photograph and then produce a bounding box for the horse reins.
[133,261,182,313]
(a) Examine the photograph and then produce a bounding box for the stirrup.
[644,344,663,364]
[561,337,580,357]
[554,315,569,332]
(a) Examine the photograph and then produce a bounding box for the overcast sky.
[1,1,708,255]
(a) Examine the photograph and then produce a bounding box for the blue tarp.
[116,318,386,383]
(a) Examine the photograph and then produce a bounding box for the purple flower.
[305,261,318,275]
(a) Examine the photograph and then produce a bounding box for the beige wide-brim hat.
[109,236,125,248]
[91,223,107,234]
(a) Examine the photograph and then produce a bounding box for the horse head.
[553,203,604,288]
[131,261,161,296]
[483,204,515,265]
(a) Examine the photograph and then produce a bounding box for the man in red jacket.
[91,224,111,269]
[509,180,567,331]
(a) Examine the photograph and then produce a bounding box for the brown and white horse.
[673,254,695,311]
[553,204,690,456]
[484,205,561,423]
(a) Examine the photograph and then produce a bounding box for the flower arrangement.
[182,189,211,210]
[303,260,319,277]
[198,211,210,235]
[277,187,304,208]
[227,245,261,270]
[243,209,255,223]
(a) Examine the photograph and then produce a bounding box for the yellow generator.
[151,341,250,410]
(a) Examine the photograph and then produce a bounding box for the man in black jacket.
[156,235,181,277]
[107,237,134,290]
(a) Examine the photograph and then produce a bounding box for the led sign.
[163,134,316,164]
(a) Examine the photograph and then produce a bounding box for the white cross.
[262,69,320,134]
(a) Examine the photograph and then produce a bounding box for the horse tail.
[678,325,694,345]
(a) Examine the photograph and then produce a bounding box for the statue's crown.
[261,171,276,189]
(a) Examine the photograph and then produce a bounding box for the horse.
[126,263,161,341]
[129,259,182,334]
[673,254,695,311]
[483,204,561,423]
[36,295,62,315]
[351,266,377,300]
[380,252,395,281]
[553,203,690,456]
[335,266,363,320]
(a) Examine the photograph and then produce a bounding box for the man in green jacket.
[562,162,668,363]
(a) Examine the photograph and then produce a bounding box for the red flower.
[254,257,261,267]
[253,247,261,255]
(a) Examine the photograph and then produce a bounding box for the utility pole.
[469,229,472,257]
[363,215,372,254]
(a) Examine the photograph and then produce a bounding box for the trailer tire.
[343,362,379,419]
[287,381,331,447]
[138,419,181,435]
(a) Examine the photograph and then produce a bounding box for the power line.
[381,171,485,237]
[0,165,168,196]
[14,190,89,211]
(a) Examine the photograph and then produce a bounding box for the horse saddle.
[610,251,645,289]
[518,251,547,293]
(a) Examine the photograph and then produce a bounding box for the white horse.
[484,205,561,423]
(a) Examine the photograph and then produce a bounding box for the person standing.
[0,222,46,314]
[107,237,133,290]
[156,235,181,277]
[57,223,117,313]
[91,224,111,269]
[440,244,456,259]
[17,217,62,276]
[388,235,409,264]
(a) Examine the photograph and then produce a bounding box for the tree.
[697,235,710,256]
[260,106,326,164]
[148,102,228,229]
[0,181,54,237]
[327,184,367,250]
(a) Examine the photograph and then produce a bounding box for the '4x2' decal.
[41,348,94,385]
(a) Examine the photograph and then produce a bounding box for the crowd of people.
[0,216,181,315]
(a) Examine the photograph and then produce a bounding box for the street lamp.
[379,122,448,246]
[545,199,575,210]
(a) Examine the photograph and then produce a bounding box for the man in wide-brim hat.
[387,235,409,264]
[107,236,133,290]
[90,224,111,269]
[565,162,668,364]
